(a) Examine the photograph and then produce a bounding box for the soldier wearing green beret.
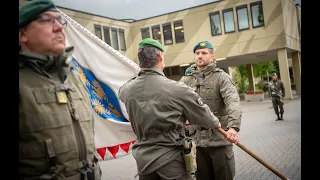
[180,40,242,180]
[19,1,101,179]
[119,38,222,180]
[268,72,285,120]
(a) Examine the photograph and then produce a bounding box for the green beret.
[139,38,164,52]
[19,0,58,28]
[193,40,214,53]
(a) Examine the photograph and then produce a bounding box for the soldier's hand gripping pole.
[217,128,289,180]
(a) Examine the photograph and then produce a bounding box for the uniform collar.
[139,67,165,77]
[190,61,216,75]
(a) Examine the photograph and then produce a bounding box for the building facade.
[19,0,301,99]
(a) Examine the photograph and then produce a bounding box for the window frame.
[111,27,119,50]
[118,28,126,51]
[94,24,102,39]
[151,25,162,44]
[222,8,236,34]
[162,22,173,45]
[250,1,265,28]
[236,5,250,31]
[173,20,185,44]
[141,27,150,39]
[209,11,222,36]
[102,26,111,45]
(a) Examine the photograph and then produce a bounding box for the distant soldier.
[268,73,286,120]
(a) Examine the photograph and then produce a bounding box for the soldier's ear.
[157,51,163,63]
[19,28,28,44]
[211,54,215,61]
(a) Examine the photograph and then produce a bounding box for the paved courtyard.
[99,97,301,180]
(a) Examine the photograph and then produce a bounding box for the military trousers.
[271,96,284,115]
[195,145,235,180]
[138,153,193,180]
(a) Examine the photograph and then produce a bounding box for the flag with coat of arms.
[58,9,140,161]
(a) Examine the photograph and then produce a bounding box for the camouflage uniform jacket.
[119,67,220,175]
[180,62,242,147]
[268,79,285,98]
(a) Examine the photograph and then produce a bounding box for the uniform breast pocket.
[20,88,71,133]
[203,83,215,99]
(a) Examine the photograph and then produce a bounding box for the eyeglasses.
[35,14,67,27]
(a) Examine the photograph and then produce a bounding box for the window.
[250,1,264,28]
[171,66,181,76]
[222,8,235,33]
[119,29,126,51]
[141,27,150,39]
[162,23,173,45]
[174,20,185,43]
[111,28,119,50]
[209,11,222,36]
[236,5,249,31]
[163,67,171,77]
[103,26,111,45]
[152,25,162,44]
[94,24,102,39]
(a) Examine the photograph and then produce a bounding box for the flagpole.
[217,128,289,180]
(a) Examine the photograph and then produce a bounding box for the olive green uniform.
[180,62,242,180]
[268,79,285,120]
[19,49,101,180]
[119,67,220,180]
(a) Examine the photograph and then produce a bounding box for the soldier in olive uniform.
[268,73,286,120]
[180,41,242,180]
[19,1,101,179]
[119,38,222,180]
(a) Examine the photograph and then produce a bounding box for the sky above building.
[52,0,301,20]
[52,0,221,20]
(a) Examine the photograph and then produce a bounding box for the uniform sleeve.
[218,73,242,131]
[178,84,220,129]
[179,76,187,83]
[118,77,136,103]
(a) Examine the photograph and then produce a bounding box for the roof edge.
[56,0,222,23]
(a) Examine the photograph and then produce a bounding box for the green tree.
[234,65,248,94]
[253,61,275,79]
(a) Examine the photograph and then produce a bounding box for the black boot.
[280,113,284,120]
[275,114,281,121]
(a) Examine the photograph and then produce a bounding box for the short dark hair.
[138,46,160,68]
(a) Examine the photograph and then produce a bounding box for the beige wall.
[129,0,294,67]
[280,0,300,52]
[59,8,135,61]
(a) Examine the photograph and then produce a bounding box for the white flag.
[59,9,140,160]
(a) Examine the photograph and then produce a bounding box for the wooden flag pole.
[217,128,289,180]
